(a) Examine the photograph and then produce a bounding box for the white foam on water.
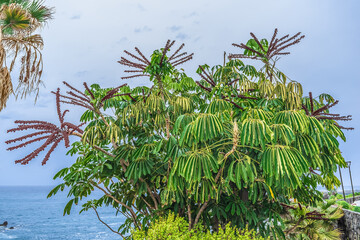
[0,232,18,239]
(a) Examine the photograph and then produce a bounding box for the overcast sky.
[0,0,359,187]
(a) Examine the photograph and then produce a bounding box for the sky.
[0,0,359,187]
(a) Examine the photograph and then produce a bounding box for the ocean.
[0,186,125,240]
[1,185,359,240]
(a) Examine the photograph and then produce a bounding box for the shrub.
[353,206,360,213]
[336,201,351,210]
[131,213,266,240]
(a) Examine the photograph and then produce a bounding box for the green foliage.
[38,33,351,238]
[353,206,360,213]
[131,213,266,240]
[282,202,343,240]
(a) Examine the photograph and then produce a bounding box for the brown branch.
[193,195,211,226]
[145,183,158,210]
[302,104,310,116]
[195,81,212,92]
[285,217,303,236]
[187,203,192,231]
[309,92,314,113]
[91,182,141,229]
[91,207,125,238]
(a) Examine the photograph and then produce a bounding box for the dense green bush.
[333,200,360,213]
[346,192,360,198]
[336,201,351,210]
[131,213,266,240]
[330,194,343,200]
[353,206,360,213]
[329,192,360,200]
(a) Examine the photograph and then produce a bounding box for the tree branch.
[90,181,141,230]
[91,206,125,238]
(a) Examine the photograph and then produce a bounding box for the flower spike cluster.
[118,40,194,80]
[303,92,353,130]
[6,89,85,165]
[53,81,130,110]
[195,66,257,110]
[229,28,305,61]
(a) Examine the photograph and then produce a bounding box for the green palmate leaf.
[172,149,218,182]
[165,136,182,162]
[314,131,339,150]
[326,123,346,141]
[174,113,197,134]
[206,99,232,114]
[273,110,309,133]
[179,122,196,146]
[114,144,134,162]
[243,108,273,123]
[270,124,295,145]
[227,156,256,189]
[173,96,192,114]
[146,94,166,112]
[241,65,258,77]
[240,118,272,149]
[308,116,325,135]
[258,79,275,98]
[191,113,224,143]
[261,145,309,189]
[294,134,319,157]
[319,153,344,173]
[319,93,335,104]
[125,157,154,182]
[179,76,197,89]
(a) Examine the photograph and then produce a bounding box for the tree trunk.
[241,189,249,202]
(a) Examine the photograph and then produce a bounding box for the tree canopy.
[6,29,352,239]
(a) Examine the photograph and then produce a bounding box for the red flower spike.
[229,29,305,61]
[303,92,353,130]
[6,89,85,165]
[119,40,193,80]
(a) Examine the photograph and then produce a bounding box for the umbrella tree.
[6,29,352,238]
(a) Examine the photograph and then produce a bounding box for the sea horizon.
[0,186,125,239]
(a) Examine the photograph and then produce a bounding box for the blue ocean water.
[0,186,125,239]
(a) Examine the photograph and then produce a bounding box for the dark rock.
[9,227,14,229]
[0,221,8,227]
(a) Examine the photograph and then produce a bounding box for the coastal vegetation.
[327,191,360,213]
[131,213,266,240]
[0,0,53,110]
[6,29,352,239]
